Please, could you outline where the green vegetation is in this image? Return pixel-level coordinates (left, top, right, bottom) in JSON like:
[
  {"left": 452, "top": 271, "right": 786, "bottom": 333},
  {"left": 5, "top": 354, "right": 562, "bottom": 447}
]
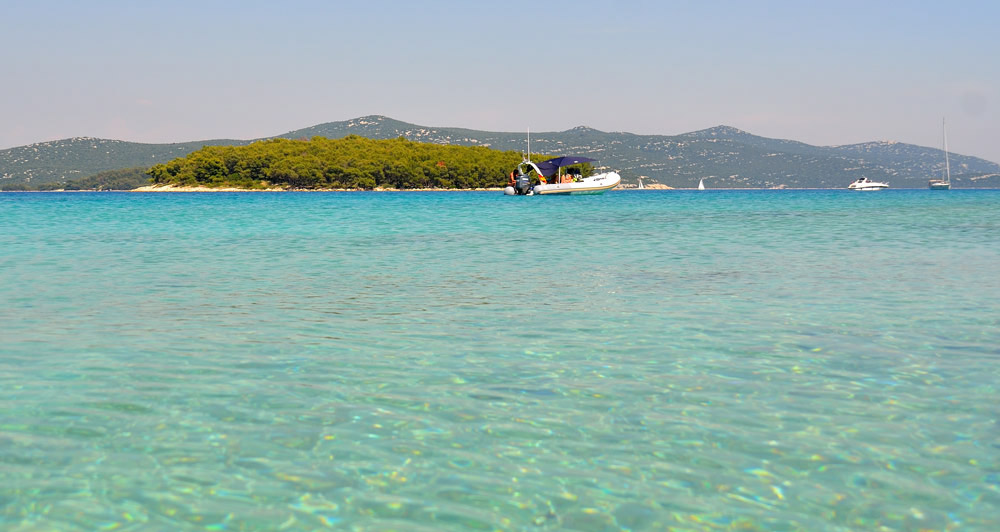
[
  {"left": 148, "top": 135, "right": 546, "bottom": 189},
  {"left": 0, "top": 182, "right": 33, "bottom": 191},
  {"left": 39, "top": 167, "right": 152, "bottom": 190},
  {"left": 5, "top": 116, "right": 999, "bottom": 189},
  {"left": 0, "top": 167, "right": 152, "bottom": 191},
  {"left": 0, "top": 137, "right": 246, "bottom": 188}
]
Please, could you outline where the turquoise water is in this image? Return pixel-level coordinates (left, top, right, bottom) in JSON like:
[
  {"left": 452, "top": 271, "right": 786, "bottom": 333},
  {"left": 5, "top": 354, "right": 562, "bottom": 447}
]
[{"left": 1, "top": 190, "right": 999, "bottom": 531}]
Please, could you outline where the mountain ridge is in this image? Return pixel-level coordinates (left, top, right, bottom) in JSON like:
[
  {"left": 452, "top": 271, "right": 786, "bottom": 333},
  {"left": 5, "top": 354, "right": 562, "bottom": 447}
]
[{"left": 3, "top": 115, "right": 999, "bottom": 189}]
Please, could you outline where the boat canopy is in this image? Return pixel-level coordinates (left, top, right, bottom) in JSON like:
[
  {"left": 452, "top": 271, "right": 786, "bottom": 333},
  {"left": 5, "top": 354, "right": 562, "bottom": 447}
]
[{"left": 535, "top": 156, "right": 596, "bottom": 177}]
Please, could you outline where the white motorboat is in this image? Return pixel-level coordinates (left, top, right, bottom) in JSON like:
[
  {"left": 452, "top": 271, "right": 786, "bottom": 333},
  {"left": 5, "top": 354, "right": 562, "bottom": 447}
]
[
  {"left": 504, "top": 155, "right": 620, "bottom": 196},
  {"left": 929, "top": 118, "right": 951, "bottom": 190},
  {"left": 847, "top": 177, "right": 889, "bottom": 191}
]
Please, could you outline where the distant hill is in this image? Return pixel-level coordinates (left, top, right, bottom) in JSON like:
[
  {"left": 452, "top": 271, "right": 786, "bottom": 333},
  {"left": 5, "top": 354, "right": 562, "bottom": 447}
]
[
  {"left": 0, "top": 138, "right": 248, "bottom": 188},
  {"left": 3, "top": 115, "right": 999, "bottom": 189}
]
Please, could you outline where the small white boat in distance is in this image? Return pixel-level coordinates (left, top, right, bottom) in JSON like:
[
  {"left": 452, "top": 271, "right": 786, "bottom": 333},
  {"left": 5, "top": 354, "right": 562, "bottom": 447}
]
[
  {"left": 504, "top": 155, "right": 620, "bottom": 196},
  {"left": 697, "top": 179, "right": 705, "bottom": 190},
  {"left": 848, "top": 177, "right": 889, "bottom": 191}
]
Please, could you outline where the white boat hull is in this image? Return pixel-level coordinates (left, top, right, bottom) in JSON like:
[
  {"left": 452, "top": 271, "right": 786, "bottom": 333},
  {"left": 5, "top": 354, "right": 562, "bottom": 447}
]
[
  {"left": 848, "top": 178, "right": 889, "bottom": 191},
  {"left": 533, "top": 172, "right": 621, "bottom": 195}
]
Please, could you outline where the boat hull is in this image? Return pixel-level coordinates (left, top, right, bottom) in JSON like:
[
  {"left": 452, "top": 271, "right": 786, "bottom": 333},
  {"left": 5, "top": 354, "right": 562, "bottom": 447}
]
[
  {"left": 928, "top": 180, "right": 950, "bottom": 190},
  {"left": 847, "top": 177, "right": 889, "bottom": 191},
  {"left": 533, "top": 172, "right": 621, "bottom": 195}
]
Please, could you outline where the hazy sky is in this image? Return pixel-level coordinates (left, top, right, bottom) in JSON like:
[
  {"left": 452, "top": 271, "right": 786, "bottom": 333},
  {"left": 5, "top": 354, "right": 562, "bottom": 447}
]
[{"left": 3, "top": 0, "right": 998, "bottom": 162}]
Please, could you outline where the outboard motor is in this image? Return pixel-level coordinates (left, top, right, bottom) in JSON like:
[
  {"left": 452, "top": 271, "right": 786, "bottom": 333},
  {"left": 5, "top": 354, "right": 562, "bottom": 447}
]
[{"left": 515, "top": 174, "right": 533, "bottom": 195}]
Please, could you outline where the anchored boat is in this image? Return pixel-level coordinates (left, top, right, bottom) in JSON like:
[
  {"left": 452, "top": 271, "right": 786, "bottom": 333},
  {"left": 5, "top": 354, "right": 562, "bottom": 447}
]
[
  {"left": 847, "top": 177, "right": 889, "bottom": 191},
  {"left": 504, "top": 156, "right": 621, "bottom": 196},
  {"left": 929, "top": 118, "right": 951, "bottom": 190}
]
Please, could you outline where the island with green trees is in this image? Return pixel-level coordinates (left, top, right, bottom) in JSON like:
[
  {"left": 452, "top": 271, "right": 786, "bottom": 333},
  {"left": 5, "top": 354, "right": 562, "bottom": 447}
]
[
  {"left": 144, "top": 135, "right": 564, "bottom": 191},
  {"left": 5, "top": 116, "right": 1000, "bottom": 190}
]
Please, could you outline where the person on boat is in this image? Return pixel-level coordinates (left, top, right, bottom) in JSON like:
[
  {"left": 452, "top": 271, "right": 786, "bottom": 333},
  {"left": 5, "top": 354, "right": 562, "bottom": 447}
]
[{"left": 508, "top": 170, "right": 516, "bottom": 187}]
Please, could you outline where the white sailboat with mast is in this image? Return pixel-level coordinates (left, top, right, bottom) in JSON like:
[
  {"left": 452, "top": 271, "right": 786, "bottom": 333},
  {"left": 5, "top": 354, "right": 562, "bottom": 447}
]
[{"left": 929, "top": 118, "right": 951, "bottom": 190}]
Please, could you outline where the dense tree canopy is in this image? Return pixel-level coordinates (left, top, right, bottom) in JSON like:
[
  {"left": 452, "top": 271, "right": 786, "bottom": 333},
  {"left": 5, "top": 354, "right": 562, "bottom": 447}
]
[{"left": 147, "top": 136, "right": 572, "bottom": 190}]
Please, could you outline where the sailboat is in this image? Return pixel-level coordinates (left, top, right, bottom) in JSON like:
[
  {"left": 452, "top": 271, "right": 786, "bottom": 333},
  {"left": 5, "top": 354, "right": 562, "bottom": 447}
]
[
  {"left": 697, "top": 179, "right": 705, "bottom": 190},
  {"left": 929, "top": 118, "right": 951, "bottom": 190},
  {"left": 637, "top": 177, "right": 644, "bottom": 189}
]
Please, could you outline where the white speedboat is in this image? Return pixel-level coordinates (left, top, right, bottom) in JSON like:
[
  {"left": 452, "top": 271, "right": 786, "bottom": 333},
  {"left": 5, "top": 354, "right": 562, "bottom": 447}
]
[
  {"left": 504, "top": 155, "right": 620, "bottom": 196},
  {"left": 847, "top": 177, "right": 889, "bottom": 191}
]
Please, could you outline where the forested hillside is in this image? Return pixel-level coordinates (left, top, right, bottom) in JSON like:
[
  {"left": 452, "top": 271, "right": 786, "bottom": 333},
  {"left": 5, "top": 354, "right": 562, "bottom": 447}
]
[
  {"left": 4, "top": 115, "right": 1000, "bottom": 189},
  {"left": 0, "top": 137, "right": 245, "bottom": 188}
]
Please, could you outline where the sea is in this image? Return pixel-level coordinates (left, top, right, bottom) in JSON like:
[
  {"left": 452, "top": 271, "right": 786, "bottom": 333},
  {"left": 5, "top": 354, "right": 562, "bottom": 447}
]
[{"left": 1, "top": 189, "right": 998, "bottom": 531}]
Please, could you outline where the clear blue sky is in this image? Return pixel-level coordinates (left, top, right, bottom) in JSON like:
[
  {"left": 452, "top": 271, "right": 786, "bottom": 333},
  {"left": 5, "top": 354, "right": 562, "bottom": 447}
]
[{"left": 3, "top": 0, "right": 998, "bottom": 163}]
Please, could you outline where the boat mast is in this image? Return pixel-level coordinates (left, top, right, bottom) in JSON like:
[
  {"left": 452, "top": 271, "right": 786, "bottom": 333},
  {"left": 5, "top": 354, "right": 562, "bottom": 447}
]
[{"left": 943, "top": 117, "right": 951, "bottom": 184}]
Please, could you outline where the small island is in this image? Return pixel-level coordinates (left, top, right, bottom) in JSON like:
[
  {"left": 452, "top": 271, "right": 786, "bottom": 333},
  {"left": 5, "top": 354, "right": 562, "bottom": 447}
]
[{"left": 145, "top": 135, "right": 566, "bottom": 191}]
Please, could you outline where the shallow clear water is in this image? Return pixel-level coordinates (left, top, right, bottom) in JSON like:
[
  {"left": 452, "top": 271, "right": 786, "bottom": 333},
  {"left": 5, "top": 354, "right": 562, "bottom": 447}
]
[{"left": 1, "top": 190, "right": 999, "bottom": 531}]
